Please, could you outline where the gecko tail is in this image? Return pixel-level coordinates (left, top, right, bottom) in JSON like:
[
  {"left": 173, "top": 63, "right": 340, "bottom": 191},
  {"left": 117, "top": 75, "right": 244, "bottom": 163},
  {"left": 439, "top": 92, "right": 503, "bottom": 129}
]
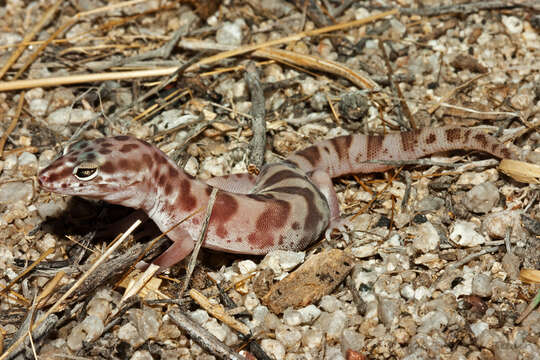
[{"left": 287, "top": 127, "right": 516, "bottom": 178}]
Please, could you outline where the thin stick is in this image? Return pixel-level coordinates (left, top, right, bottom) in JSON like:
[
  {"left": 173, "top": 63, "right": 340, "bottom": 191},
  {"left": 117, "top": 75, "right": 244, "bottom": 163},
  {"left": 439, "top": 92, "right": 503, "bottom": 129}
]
[
  {"left": 168, "top": 310, "right": 247, "bottom": 360},
  {"left": 181, "top": 188, "right": 219, "bottom": 295},
  {"left": 0, "top": 91, "right": 25, "bottom": 159},
  {"left": 427, "top": 74, "right": 486, "bottom": 114},
  {"left": 0, "top": 220, "right": 141, "bottom": 360}
]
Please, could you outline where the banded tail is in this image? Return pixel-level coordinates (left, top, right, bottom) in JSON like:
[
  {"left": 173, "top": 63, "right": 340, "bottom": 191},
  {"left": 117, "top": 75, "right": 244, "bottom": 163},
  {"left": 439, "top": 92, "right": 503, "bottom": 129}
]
[{"left": 287, "top": 127, "right": 515, "bottom": 177}]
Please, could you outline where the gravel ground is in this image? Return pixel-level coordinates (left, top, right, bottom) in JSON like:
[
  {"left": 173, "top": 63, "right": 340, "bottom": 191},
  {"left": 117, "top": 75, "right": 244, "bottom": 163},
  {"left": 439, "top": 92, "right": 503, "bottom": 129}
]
[{"left": 0, "top": 0, "right": 539, "bottom": 359}]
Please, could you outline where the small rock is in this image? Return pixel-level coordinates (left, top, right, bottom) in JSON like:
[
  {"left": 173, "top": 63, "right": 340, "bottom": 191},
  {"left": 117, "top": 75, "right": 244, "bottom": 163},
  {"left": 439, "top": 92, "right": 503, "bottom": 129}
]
[
  {"left": 275, "top": 325, "right": 302, "bottom": 350},
  {"left": 302, "top": 327, "right": 323, "bottom": 349},
  {"left": 216, "top": 20, "right": 244, "bottom": 46},
  {"left": 319, "top": 295, "right": 341, "bottom": 313},
  {"left": 471, "top": 273, "right": 492, "bottom": 297},
  {"left": 204, "top": 318, "right": 230, "bottom": 342},
  {"left": 418, "top": 311, "right": 448, "bottom": 334},
  {"left": 29, "top": 98, "right": 49, "bottom": 116},
  {"left": 315, "top": 310, "right": 347, "bottom": 341},
  {"left": 18, "top": 152, "right": 38, "bottom": 176},
  {"left": 189, "top": 309, "right": 209, "bottom": 325},
  {"left": 244, "top": 291, "right": 260, "bottom": 311},
  {"left": 282, "top": 308, "right": 303, "bottom": 326},
  {"left": 464, "top": 182, "right": 499, "bottom": 214},
  {"left": 341, "top": 328, "right": 364, "bottom": 353},
  {"left": 0, "top": 182, "right": 33, "bottom": 205},
  {"left": 260, "top": 339, "right": 285, "bottom": 360},
  {"left": 67, "top": 315, "right": 104, "bottom": 351},
  {"left": 130, "top": 350, "right": 153, "bottom": 360},
  {"left": 502, "top": 16, "right": 523, "bottom": 34},
  {"left": 449, "top": 221, "right": 486, "bottom": 247},
  {"left": 117, "top": 322, "right": 144, "bottom": 347},
  {"left": 377, "top": 297, "right": 400, "bottom": 329},
  {"left": 261, "top": 250, "right": 305, "bottom": 274},
  {"left": 47, "top": 108, "right": 95, "bottom": 126},
  {"left": 310, "top": 92, "right": 327, "bottom": 111},
  {"left": 297, "top": 304, "right": 321, "bottom": 324},
  {"left": 476, "top": 329, "right": 507, "bottom": 350},
  {"left": 351, "top": 243, "right": 378, "bottom": 258},
  {"left": 411, "top": 222, "right": 440, "bottom": 253},
  {"left": 237, "top": 259, "right": 257, "bottom": 275},
  {"left": 470, "top": 321, "right": 489, "bottom": 337},
  {"left": 416, "top": 196, "right": 444, "bottom": 213},
  {"left": 414, "top": 286, "right": 432, "bottom": 302}
]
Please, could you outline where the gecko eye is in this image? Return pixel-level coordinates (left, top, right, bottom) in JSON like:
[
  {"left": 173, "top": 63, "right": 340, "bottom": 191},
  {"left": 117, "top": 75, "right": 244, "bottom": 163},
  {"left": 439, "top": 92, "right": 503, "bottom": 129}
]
[{"left": 73, "top": 163, "right": 98, "bottom": 181}]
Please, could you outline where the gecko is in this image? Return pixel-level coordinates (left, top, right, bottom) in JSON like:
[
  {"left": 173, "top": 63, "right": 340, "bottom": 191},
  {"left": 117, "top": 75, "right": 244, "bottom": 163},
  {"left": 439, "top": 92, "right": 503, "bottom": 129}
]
[{"left": 38, "top": 127, "right": 514, "bottom": 267}]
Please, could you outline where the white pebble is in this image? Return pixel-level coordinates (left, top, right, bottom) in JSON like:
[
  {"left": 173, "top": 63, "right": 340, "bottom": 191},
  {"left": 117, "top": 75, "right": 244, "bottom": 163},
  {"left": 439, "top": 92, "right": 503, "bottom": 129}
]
[
  {"left": 297, "top": 304, "right": 321, "bottom": 324},
  {"left": 412, "top": 222, "right": 440, "bottom": 253},
  {"left": 483, "top": 210, "right": 521, "bottom": 239},
  {"left": 400, "top": 283, "right": 415, "bottom": 300},
  {"left": 216, "top": 21, "right": 244, "bottom": 46},
  {"left": 204, "top": 318, "right": 229, "bottom": 342},
  {"left": 130, "top": 350, "right": 153, "bottom": 360},
  {"left": 470, "top": 321, "right": 489, "bottom": 337},
  {"left": 418, "top": 311, "right": 448, "bottom": 334},
  {"left": 261, "top": 339, "right": 285, "bottom": 360},
  {"left": 502, "top": 16, "right": 523, "bottom": 34},
  {"left": 464, "top": 182, "right": 499, "bottom": 214},
  {"left": 251, "top": 305, "right": 269, "bottom": 327},
  {"left": 315, "top": 310, "right": 347, "bottom": 341},
  {"left": 244, "top": 291, "right": 260, "bottom": 311},
  {"left": 302, "top": 328, "right": 323, "bottom": 349},
  {"left": 414, "top": 286, "right": 432, "bottom": 301},
  {"left": 283, "top": 308, "right": 303, "bottom": 326},
  {"left": 18, "top": 152, "right": 38, "bottom": 176},
  {"left": 261, "top": 250, "right": 305, "bottom": 274},
  {"left": 29, "top": 98, "right": 49, "bottom": 116},
  {"left": 237, "top": 259, "right": 257, "bottom": 275},
  {"left": 472, "top": 273, "right": 492, "bottom": 297},
  {"left": 0, "top": 182, "right": 33, "bottom": 205},
  {"left": 137, "top": 308, "right": 161, "bottom": 341},
  {"left": 319, "top": 295, "right": 341, "bottom": 313},
  {"left": 67, "top": 315, "right": 104, "bottom": 351},
  {"left": 3, "top": 153, "right": 18, "bottom": 175},
  {"left": 449, "top": 221, "right": 486, "bottom": 247},
  {"left": 87, "top": 298, "right": 112, "bottom": 322},
  {"left": 341, "top": 328, "right": 364, "bottom": 352},
  {"left": 117, "top": 322, "right": 144, "bottom": 347},
  {"left": 351, "top": 243, "right": 378, "bottom": 258},
  {"left": 189, "top": 309, "right": 209, "bottom": 325},
  {"left": 47, "top": 108, "right": 95, "bottom": 126},
  {"left": 275, "top": 325, "right": 302, "bottom": 350}
]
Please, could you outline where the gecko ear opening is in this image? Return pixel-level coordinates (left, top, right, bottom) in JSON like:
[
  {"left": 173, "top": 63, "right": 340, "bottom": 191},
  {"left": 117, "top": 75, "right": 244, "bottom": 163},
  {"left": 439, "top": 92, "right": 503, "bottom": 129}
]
[{"left": 73, "top": 162, "right": 98, "bottom": 181}]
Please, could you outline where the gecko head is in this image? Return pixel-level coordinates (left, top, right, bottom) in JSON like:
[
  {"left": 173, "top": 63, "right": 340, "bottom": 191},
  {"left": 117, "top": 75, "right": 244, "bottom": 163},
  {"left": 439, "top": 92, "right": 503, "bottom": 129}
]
[{"left": 38, "top": 135, "right": 160, "bottom": 205}]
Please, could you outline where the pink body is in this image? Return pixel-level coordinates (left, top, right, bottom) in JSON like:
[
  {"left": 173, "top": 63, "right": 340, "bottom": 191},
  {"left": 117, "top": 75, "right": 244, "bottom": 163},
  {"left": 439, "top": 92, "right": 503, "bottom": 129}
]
[{"left": 38, "top": 127, "right": 514, "bottom": 267}]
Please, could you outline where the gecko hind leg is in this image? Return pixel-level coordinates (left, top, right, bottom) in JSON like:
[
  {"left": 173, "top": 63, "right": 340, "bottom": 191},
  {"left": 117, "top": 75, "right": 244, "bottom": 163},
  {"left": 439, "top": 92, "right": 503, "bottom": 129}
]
[{"left": 307, "top": 170, "right": 351, "bottom": 242}]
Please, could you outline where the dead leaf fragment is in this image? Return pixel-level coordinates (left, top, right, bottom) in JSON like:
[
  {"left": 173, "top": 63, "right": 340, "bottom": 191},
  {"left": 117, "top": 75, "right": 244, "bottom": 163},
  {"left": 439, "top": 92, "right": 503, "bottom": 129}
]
[
  {"left": 520, "top": 269, "right": 540, "bottom": 284},
  {"left": 499, "top": 159, "right": 540, "bottom": 184},
  {"left": 262, "top": 249, "right": 355, "bottom": 314}
]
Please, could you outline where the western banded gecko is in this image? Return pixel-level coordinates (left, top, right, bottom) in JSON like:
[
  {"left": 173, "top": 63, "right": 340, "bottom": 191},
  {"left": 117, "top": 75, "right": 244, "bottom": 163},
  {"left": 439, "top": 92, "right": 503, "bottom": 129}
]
[{"left": 38, "top": 127, "right": 514, "bottom": 267}]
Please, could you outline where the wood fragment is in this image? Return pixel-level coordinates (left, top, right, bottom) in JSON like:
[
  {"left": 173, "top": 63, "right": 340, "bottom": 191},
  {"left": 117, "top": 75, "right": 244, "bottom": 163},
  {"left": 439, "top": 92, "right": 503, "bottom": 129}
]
[
  {"left": 182, "top": 188, "right": 219, "bottom": 295},
  {"left": 168, "top": 310, "right": 247, "bottom": 360},
  {"left": 262, "top": 249, "right": 355, "bottom": 313},
  {"left": 499, "top": 159, "right": 540, "bottom": 184},
  {"left": 0, "top": 91, "right": 25, "bottom": 159},
  {"left": 189, "top": 289, "right": 251, "bottom": 336},
  {"left": 244, "top": 62, "right": 266, "bottom": 168}
]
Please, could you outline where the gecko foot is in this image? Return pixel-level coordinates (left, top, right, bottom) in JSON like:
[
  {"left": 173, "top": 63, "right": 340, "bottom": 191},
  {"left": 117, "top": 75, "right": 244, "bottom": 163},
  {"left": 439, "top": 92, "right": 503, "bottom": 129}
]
[{"left": 324, "top": 216, "right": 353, "bottom": 243}]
